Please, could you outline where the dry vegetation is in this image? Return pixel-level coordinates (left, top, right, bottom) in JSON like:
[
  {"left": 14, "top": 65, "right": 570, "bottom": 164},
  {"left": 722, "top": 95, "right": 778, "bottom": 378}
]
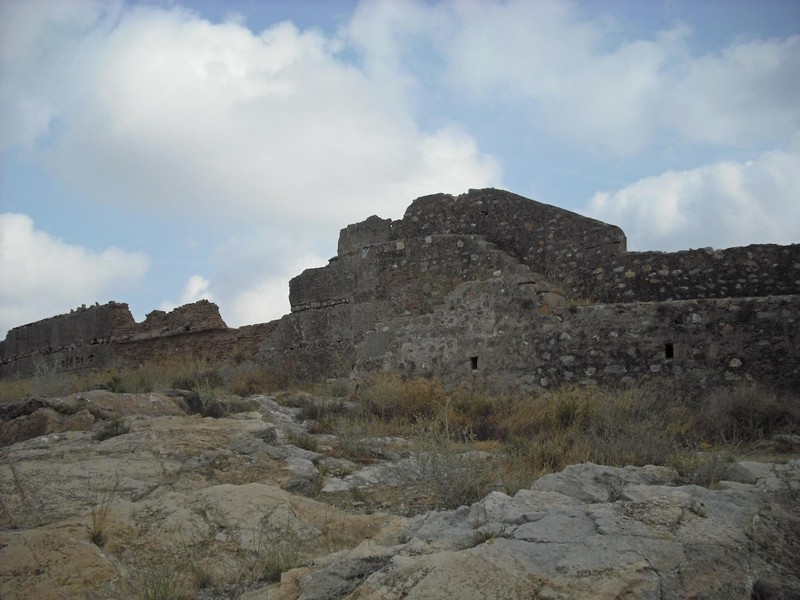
[
  {"left": 2, "top": 359, "right": 798, "bottom": 498},
  {"left": 1, "top": 359, "right": 798, "bottom": 598}
]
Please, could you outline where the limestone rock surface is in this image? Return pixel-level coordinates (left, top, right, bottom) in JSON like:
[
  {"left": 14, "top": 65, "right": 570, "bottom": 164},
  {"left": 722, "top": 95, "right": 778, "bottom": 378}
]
[
  {"left": 282, "top": 461, "right": 800, "bottom": 600},
  {"left": 1, "top": 391, "right": 798, "bottom": 599}
]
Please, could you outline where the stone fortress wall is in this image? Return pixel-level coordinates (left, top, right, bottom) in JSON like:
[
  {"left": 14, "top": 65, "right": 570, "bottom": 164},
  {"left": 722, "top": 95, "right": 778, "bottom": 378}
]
[
  {"left": 2, "top": 188, "right": 798, "bottom": 392},
  {"left": 261, "top": 188, "right": 800, "bottom": 391},
  {"left": 0, "top": 300, "right": 274, "bottom": 378}
]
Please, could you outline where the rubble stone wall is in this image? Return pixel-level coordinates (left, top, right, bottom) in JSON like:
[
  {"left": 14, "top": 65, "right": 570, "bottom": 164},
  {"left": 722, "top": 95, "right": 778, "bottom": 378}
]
[
  {"left": 391, "top": 189, "right": 627, "bottom": 275},
  {"left": 563, "top": 244, "right": 800, "bottom": 303},
  {"left": 0, "top": 301, "right": 274, "bottom": 378},
  {"left": 354, "top": 271, "right": 800, "bottom": 392},
  {"left": 267, "top": 188, "right": 799, "bottom": 391},
  {"left": 3, "top": 188, "right": 798, "bottom": 393}
]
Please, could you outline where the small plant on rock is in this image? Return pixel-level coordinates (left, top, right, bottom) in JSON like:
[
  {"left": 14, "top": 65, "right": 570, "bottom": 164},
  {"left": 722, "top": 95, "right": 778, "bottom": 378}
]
[
  {"left": 125, "top": 561, "right": 193, "bottom": 600},
  {"left": 88, "top": 475, "right": 119, "bottom": 547},
  {"left": 92, "top": 413, "right": 130, "bottom": 441},
  {"left": 415, "top": 423, "right": 491, "bottom": 509},
  {"left": 286, "top": 429, "right": 319, "bottom": 452}
]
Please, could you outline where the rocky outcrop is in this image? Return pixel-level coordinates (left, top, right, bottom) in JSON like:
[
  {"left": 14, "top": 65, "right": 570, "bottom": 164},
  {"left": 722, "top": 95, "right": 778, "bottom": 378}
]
[
  {"left": 0, "top": 390, "right": 189, "bottom": 446},
  {"left": 2, "top": 389, "right": 798, "bottom": 599},
  {"left": 286, "top": 461, "right": 800, "bottom": 599}
]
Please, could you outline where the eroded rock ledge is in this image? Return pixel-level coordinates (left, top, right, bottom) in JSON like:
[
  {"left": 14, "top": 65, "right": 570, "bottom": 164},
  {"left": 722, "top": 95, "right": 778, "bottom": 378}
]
[
  {"left": 1, "top": 391, "right": 798, "bottom": 599},
  {"left": 280, "top": 460, "right": 800, "bottom": 600}
]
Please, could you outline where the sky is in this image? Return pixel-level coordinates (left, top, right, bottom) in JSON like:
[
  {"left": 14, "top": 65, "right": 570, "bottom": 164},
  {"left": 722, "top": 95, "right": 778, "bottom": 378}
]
[{"left": 1, "top": 0, "right": 799, "bottom": 338}]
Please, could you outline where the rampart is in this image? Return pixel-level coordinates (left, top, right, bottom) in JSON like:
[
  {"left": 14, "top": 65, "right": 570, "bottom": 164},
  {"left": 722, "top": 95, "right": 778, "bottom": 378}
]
[
  {"left": 0, "top": 300, "right": 275, "bottom": 378},
  {"left": 2, "top": 188, "right": 798, "bottom": 392},
  {"left": 260, "top": 188, "right": 800, "bottom": 391}
]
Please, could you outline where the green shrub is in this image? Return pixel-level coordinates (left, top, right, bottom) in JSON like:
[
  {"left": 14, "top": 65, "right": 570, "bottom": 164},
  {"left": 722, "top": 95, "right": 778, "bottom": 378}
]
[{"left": 93, "top": 414, "right": 130, "bottom": 441}]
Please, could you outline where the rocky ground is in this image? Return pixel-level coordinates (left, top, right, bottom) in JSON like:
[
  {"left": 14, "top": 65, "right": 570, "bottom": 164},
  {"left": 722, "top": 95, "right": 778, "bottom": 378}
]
[{"left": 1, "top": 390, "right": 799, "bottom": 599}]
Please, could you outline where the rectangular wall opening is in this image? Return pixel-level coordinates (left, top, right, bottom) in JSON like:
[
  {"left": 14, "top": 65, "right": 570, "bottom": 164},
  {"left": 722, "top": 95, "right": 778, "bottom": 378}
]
[
  {"left": 664, "top": 342, "right": 674, "bottom": 360},
  {"left": 470, "top": 356, "right": 479, "bottom": 370}
]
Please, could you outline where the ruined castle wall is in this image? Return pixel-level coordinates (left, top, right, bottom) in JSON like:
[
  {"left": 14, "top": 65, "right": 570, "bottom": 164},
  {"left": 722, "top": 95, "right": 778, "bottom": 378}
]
[
  {"left": 0, "top": 303, "right": 136, "bottom": 377},
  {"left": 0, "top": 300, "right": 276, "bottom": 378},
  {"left": 113, "top": 316, "right": 279, "bottom": 368},
  {"left": 1, "top": 302, "right": 135, "bottom": 358},
  {"left": 562, "top": 244, "right": 800, "bottom": 303},
  {"left": 275, "top": 189, "right": 800, "bottom": 390},
  {"left": 260, "top": 302, "right": 387, "bottom": 379},
  {"left": 392, "top": 189, "right": 627, "bottom": 276},
  {"left": 356, "top": 274, "right": 800, "bottom": 393},
  {"left": 337, "top": 215, "right": 393, "bottom": 256},
  {"left": 124, "top": 300, "right": 229, "bottom": 339},
  {"left": 266, "top": 232, "right": 538, "bottom": 378},
  {"left": 290, "top": 233, "right": 532, "bottom": 316}
]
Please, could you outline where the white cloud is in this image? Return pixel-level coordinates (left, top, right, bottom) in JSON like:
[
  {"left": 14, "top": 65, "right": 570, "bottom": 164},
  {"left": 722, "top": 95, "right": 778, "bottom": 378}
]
[
  {"left": 585, "top": 147, "right": 800, "bottom": 251},
  {"left": 667, "top": 36, "right": 800, "bottom": 145},
  {"left": 0, "top": 213, "right": 149, "bottom": 336},
  {"left": 1, "top": 2, "right": 500, "bottom": 227},
  {"left": 431, "top": 0, "right": 800, "bottom": 154},
  {"left": 216, "top": 247, "right": 328, "bottom": 328},
  {"left": 2, "top": 0, "right": 798, "bottom": 336},
  {"left": 227, "top": 277, "right": 292, "bottom": 328},
  {"left": 0, "top": 0, "right": 501, "bottom": 332},
  {"left": 160, "top": 239, "right": 326, "bottom": 328}
]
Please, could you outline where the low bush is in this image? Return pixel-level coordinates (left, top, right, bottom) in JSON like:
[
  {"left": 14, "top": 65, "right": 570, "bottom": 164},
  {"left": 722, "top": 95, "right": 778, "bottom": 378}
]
[
  {"left": 414, "top": 424, "right": 492, "bottom": 509},
  {"left": 87, "top": 476, "right": 119, "bottom": 547},
  {"left": 222, "top": 361, "right": 278, "bottom": 396},
  {"left": 92, "top": 414, "right": 130, "bottom": 441},
  {"left": 356, "top": 373, "right": 443, "bottom": 423},
  {"left": 669, "top": 451, "right": 735, "bottom": 488},
  {"left": 692, "top": 384, "right": 799, "bottom": 443},
  {"left": 125, "top": 561, "right": 193, "bottom": 600},
  {"left": 286, "top": 429, "right": 319, "bottom": 452}
]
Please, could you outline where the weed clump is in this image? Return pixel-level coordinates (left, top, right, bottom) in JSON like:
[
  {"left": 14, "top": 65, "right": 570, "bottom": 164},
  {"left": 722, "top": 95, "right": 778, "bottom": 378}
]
[
  {"left": 87, "top": 476, "right": 119, "bottom": 547},
  {"left": 92, "top": 414, "right": 130, "bottom": 441},
  {"left": 415, "top": 424, "right": 491, "bottom": 509}
]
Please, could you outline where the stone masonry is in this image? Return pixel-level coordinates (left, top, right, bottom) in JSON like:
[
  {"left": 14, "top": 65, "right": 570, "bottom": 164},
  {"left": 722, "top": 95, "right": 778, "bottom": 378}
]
[
  {"left": 2, "top": 188, "right": 798, "bottom": 391},
  {"left": 259, "top": 188, "right": 800, "bottom": 391},
  {"left": 0, "top": 300, "right": 275, "bottom": 378}
]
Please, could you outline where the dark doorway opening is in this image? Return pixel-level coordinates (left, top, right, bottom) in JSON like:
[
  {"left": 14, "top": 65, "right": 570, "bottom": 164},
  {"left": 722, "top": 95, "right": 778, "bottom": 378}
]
[
  {"left": 470, "top": 356, "right": 479, "bottom": 370},
  {"left": 664, "top": 343, "right": 674, "bottom": 360}
]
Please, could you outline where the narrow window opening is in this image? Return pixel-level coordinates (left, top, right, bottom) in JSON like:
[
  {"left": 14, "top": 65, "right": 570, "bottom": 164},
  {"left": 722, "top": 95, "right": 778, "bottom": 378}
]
[
  {"left": 470, "top": 356, "right": 479, "bottom": 370},
  {"left": 664, "top": 343, "right": 674, "bottom": 360}
]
